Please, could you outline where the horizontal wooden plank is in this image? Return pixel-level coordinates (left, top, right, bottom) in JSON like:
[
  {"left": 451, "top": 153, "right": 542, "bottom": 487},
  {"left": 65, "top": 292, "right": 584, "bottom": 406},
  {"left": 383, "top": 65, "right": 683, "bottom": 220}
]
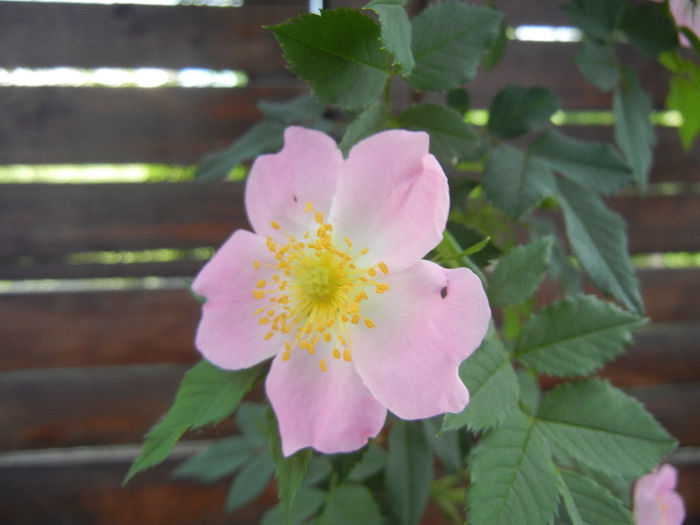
[
  {"left": 0, "top": 364, "right": 246, "bottom": 451},
  {"left": 3, "top": 281, "right": 698, "bottom": 370},
  {"left": 2, "top": 184, "right": 699, "bottom": 267},
  {"left": 0, "top": 2, "right": 305, "bottom": 71},
  {"left": 0, "top": 85, "right": 305, "bottom": 164}
]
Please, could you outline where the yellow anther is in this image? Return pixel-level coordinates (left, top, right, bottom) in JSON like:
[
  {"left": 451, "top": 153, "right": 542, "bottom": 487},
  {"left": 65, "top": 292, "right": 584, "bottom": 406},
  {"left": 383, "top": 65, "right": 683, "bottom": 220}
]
[
  {"left": 253, "top": 289, "right": 265, "bottom": 299},
  {"left": 344, "top": 237, "right": 352, "bottom": 248},
  {"left": 351, "top": 314, "right": 360, "bottom": 324},
  {"left": 376, "top": 283, "right": 390, "bottom": 293},
  {"left": 341, "top": 314, "right": 349, "bottom": 322},
  {"left": 339, "top": 335, "right": 347, "bottom": 346},
  {"left": 264, "top": 331, "right": 274, "bottom": 340},
  {"left": 273, "top": 274, "right": 279, "bottom": 281},
  {"left": 285, "top": 341, "right": 291, "bottom": 351},
  {"left": 282, "top": 351, "right": 290, "bottom": 361},
  {"left": 324, "top": 332, "right": 332, "bottom": 342},
  {"left": 254, "top": 307, "right": 264, "bottom": 315},
  {"left": 253, "top": 260, "right": 260, "bottom": 270},
  {"left": 332, "top": 348, "right": 341, "bottom": 359},
  {"left": 257, "top": 279, "right": 266, "bottom": 288},
  {"left": 259, "top": 318, "right": 270, "bottom": 325},
  {"left": 320, "top": 359, "right": 327, "bottom": 372},
  {"left": 365, "top": 318, "right": 375, "bottom": 328},
  {"left": 368, "top": 268, "right": 377, "bottom": 277},
  {"left": 315, "top": 211, "right": 324, "bottom": 224},
  {"left": 360, "top": 247, "right": 369, "bottom": 255},
  {"left": 343, "top": 349, "right": 352, "bottom": 362},
  {"left": 270, "top": 221, "right": 280, "bottom": 230},
  {"left": 305, "top": 201, "right": 313, "bottom": 212},
  {"left": 378, "top": 262, "right": 388, "bottom": 274}
]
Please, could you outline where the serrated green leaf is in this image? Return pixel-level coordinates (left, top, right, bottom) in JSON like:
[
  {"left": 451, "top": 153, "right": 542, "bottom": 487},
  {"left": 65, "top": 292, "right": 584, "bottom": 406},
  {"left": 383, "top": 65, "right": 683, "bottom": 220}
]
[
  {"left": 407, "top": 2, "right": 502, "bottom": 91},
  {"left": 319, "top": 484, "right": 383, "bottom": 525},
  {"left": 174, "top": 436, "right": 257, "bottom": 482},
  {"left": 489, "top": 236, "right": 553, "bottom": 307},
  {"left": 620, "top": 2, "right": 678, "bottom": 58},
  {"left": 487, "top": 85, "right": 559, "bottom": 139},
  {"left": 467, "top": 411, "right": 559, "bottom": 525},
  {"left": 339, "top": 99, "right": 388, "bottom": 154},
  {"left": 562, "top": 0, "right": 624, "bottom": 41},
  {"left": 125, "top": 362, "right": 262, "bottom": 483},
  {"left": 555, "top": 177, "right": 643, "bottom": 313},
  {"left": 258, "top": 94, "right": 325, "bottom": 124},
  {"left": 225, "top": 452, "right": 275, "bottom": 512},
  {"left": 558, "top": 469, "right": 634, "bottom": 525},
  {"left": 261, "top": 487, "right": 327, "bottom": 525},
  {"left": 235, "top": 401, "right": 268, "bottom": 444},
  {"left": 531, "top": 130, "right": 633, "bottom": 194},
  {"left": 347, "top": 442, "right": 388, "bottom": 481},
  {"left": 575, "top": 39, "right": 619, "bottom": 91},
  {"left": 442, "top": 334, "right": 519, "bottom": 432},
  {"left": 514, "top": 294, "right": 644, "bottom": 377},
  {"left": 614, "top": 69, "right": 655, "bottom": 191},
  {"left": 666, "top": 57, "right": 700, "bottom": 151},
  {"left": 396, "top": 103, "right": 484, "bottom": 165},
  {"left": 364, "top": 0, "right": 415, "bottom": 73},
  {"left": 269, "top": 9, "right": 391, "bottom": 109},
  {"left": 385, "top": 419, "right": 433, "bottom": 525},
  {"left": 482, "top": 144, "right": 556, "bottom": 219},
  {"left": 516, "top": 368, "right": 541, "bottom": 416},
  {"left": 266, "top": 408, "right": 313, "bottom": 523},
  {"left": 536, "top": 379, "right": 676, "bottom": 478},
  {"left": 195, "top": 120, "right": 286, "bottom": 181}
]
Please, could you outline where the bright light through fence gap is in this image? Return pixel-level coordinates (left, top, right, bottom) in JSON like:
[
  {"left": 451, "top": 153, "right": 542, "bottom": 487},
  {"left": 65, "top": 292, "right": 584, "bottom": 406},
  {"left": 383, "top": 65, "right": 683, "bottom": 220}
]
[
  {"left": 0, "top": 277, "right": 189, "bottom": 295},
  {"left": 0, "top": 67, "right": 248, "bottom": 89},
  {"left": 512, "top": 25, "right": 582, "bottom": 42}
]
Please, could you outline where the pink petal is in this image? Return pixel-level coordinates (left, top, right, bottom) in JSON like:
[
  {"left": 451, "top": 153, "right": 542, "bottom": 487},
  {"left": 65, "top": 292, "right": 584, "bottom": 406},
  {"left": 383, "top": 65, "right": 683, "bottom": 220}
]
[
  {"left": 634, "top": 465, "right": 686, "bottom": 525},
  {"left": 245, "top": 126, "right": 343, "bottom": 239},
  {"left": 266, "top": 350, "right": 386, "bottom": 456},
  {"left": 192, "top": 230, "right": 280, "bottom": 369},
  {"left": 351, "top": 260, "right": 490, "bottom": 419},
  {"left": 328, "top": 130, "right": 449, "bottom": 272}
]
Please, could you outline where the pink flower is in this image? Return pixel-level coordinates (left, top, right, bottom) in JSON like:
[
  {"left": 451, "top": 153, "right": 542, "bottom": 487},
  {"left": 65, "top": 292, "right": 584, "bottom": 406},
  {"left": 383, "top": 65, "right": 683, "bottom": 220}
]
[
  {"left": 192, "top": 127, "right": 490, "bottom": 456},
  {"left": 668, "top": 0, "right": 700, "bottom": 46},
  {"left": 634, "top": 464, "right": 686, "bottom": 525}
]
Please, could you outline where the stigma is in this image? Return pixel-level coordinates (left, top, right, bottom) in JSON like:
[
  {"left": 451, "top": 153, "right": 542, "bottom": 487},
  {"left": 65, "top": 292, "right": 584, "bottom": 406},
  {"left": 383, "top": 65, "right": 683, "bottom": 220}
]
[{"left": 252, "top": 202, "right": 390, "bottom": 372}]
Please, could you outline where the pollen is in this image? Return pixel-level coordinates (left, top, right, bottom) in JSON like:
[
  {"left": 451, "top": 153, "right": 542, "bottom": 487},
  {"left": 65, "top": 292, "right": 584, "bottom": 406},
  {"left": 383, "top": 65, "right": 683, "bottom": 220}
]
[{"left": 252, "top": 201, "right": 391, "bottom": 372}]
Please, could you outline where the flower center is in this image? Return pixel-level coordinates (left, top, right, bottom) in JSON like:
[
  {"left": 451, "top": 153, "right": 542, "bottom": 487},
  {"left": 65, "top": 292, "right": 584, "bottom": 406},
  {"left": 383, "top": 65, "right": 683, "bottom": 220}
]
[{"left": 252, "top": 202, "right": 390, "bottom": 372}]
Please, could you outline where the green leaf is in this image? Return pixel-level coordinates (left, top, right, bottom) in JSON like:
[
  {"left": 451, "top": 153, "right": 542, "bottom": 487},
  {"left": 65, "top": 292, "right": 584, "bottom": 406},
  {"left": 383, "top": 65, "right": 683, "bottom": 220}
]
[
  {"left": 487, "top": 85, "right": 559, "bottom": 139},
  {"left": 235, "top": 401, "right": 268, "bottom": 444},
  {"left": 422, "top": 417, "right": 463, "bottom": 471},
  {"left": 531, "top": 130, "right": 633, "bottom": 194},
  {"left": 347, "top": 442, "right": 388, "bottom": 481},
  {"left": 339, "top": 99, "right": 388, "bottom": 154},
  {"left": 614, "top": 68, "right": 655, "bottom": 191},
  {"left": 619, "top": 1, "right": 678, "bottom": 58},
  {"left": 555, "top": 177, "right": 642, "bottom": 313},
  {"left": 516, "top": 369, "right": 541, "bottom": 416},
  {"left": 558, "top": 469, "right": 634, "bottom": 525},
  {"left": 258, "top": 94, "right": 325, "bottom": 124},
  {"left": 319, "top": 484, "right": 383, "bottom": 525},
  {"left": 385, "top": 419, "right": 433, "bottom": 525},
  {"left": 364, "top": 0, "right": 415, "bottom": 73},
  {"left": 489, "top": 236, "right": 553, "bottom": 307},
  {"left": 226, "top": 453, "right": 275, "bottom": 511},
  {"left": 446, "top": 87, "right": 470, "bottom": 113},
  {"left": 174, "top": 436, "right": 258, "bottom": 482},
  {"left": 195, "top": 120, "right": 285, "bottom": 181},
  {"left": 396, "top": 103, "right": 485, "bottom": 165},
  {"left": 575, "top": 39, "right": 619, "bottom": 91},
  {"left": 562, "top": 0, "right": 624, "bottom": 41},
  {"left": 269, "top": 9, "right": 391, "bottom": 109},
  {"left": 482, "top": 144, "right": 556, "bottom": 219},
  {"left": 515, "top": 295, "right": 644, "bottom": 377},
  {"left": 407, "top": 2, "right": 502, "bottom": 91},
  {"left": 536, "top": 379, "right": 676, "bottom": 478},
  {"left": 266, "top": 408, "right": 313, "bottom": 522},
  {"left": 261, "top": 487, "right": 327, "bottom": 525},
  {"left": 665, "top": 56, "right": 700, "bottom": 151},
  {"left": 467, "top": 411, "right": 559, "bottom": 525},
  {"left": 442, "top": 334, "right": 519, "bottom": 432},
  {"left": 125, "top": 362, "right": 262, "bottom": 483}
]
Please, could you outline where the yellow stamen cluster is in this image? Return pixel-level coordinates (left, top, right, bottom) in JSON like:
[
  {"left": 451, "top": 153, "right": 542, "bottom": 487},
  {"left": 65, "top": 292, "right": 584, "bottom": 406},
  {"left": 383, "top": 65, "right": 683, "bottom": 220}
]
[{"left": 253, "top": 202, "right": 390, "bottom": 372}]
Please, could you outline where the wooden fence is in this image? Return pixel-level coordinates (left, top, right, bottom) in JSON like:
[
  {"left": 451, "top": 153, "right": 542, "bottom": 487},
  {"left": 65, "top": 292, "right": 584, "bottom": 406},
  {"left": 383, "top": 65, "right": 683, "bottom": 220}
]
[{"left": 1, "top": 0, "right": 699, "bottom": 523}]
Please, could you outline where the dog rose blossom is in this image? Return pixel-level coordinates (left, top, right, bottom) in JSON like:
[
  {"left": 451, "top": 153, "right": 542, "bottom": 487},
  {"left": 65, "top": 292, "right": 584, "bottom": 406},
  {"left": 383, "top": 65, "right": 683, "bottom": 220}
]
[
  {"left": 192, "top": 127, "right": 490, "bottom": 456},
  {"left": 634, "top": 464, "right": 686, "bottom": 525}
]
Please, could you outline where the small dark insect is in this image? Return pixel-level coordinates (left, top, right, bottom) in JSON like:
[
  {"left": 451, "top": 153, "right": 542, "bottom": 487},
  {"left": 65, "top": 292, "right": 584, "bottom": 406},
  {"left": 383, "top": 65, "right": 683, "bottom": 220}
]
[
  {"left": 440, "top": 286, "right": 448, "bottom": 299},
  {"left": 293, "top": 194, "right": 298, "bottom": 202}
]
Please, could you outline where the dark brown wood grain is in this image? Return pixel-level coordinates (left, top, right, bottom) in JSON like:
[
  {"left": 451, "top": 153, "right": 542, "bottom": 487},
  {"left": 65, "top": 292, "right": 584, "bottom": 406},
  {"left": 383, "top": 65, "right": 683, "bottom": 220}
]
[
  {"left": 0, "top": 85, "right": 305, "bottom": 164},
  {"left": 0, "top": 2, "right": 305, "bottom": 71}
]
